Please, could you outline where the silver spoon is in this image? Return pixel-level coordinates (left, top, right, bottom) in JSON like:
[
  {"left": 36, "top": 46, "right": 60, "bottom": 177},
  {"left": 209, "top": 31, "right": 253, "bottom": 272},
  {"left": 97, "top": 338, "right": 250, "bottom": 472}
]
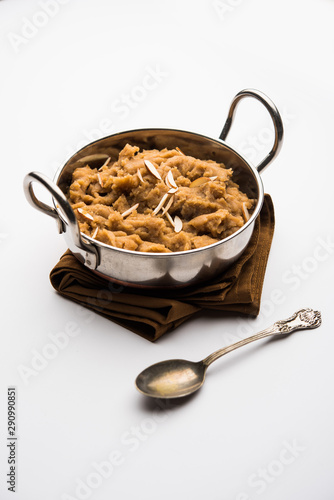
[{"left": 135, "top": 308, "right": 321, "bottom": 399}]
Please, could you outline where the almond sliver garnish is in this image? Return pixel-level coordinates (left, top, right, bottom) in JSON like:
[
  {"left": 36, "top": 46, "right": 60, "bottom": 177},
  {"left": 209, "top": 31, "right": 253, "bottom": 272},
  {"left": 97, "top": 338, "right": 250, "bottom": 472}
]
[
  {"left": 190, "top": 177, "right": 210, "bottom": 188},
  {"left": 165, "top": 170, "right": 177, "bottom": 189},
  {"left": 144, "top": 159, "right": 162, "bottom": 180},
  {"left": 121, "top": 203, "right": 139, "bottom": 218},
  {"left": 176, "top": 147, "right": 185, "bottom": 155},
  {"left": 173, "top": 215, "right": 182, "bottom": 233},
  {"left": 166, "top": 212, "right": 175, "bottom": 227},
  {"left": 98, "top": 157, "right": 111, "bottom": 171},
  {"left": 77, "top": 208, "right": 94, "bottom": 221},
  {"left": 97, "top": 173, "right": 104, "bottom": 187},
  {"left": 137, "top": 168, "right": 144, "bottom": 183},
  {"left": 167, "top": 187, "right": 178, "bottom": 194},
  {"left": 91, "top": 227, "right": 98, "bottom": 239},
  {"left": 153, "top": 193, "right": 168, "bottom": 215},
  {"left": 210, "top": 176, "right": 218, "bottom": 181},
  {"left": 161, "top": 195, "right": 174, "bottom": 215},
  {"left": 242, "top": 202, "right": 250, "bottom": 221}
]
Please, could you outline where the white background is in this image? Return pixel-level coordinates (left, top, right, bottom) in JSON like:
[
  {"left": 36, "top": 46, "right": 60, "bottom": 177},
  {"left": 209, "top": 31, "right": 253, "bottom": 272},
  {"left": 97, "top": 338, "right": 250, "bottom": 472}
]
[{"left": 1, "top": 1, "right": 334, "bottom": 499}]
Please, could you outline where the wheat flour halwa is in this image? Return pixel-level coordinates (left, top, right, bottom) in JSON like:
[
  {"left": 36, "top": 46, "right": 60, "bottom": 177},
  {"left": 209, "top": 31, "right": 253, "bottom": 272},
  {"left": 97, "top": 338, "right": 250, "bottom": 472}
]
[{"left": 67, "top": 144, "right": 254, "bottom": 253}]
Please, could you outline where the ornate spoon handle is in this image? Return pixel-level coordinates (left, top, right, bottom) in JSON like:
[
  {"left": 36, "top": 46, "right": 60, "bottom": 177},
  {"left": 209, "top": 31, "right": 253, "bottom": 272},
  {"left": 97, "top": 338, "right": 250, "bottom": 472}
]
[{"left": 202, "top": 308, "right": 322, "bottom": 368}]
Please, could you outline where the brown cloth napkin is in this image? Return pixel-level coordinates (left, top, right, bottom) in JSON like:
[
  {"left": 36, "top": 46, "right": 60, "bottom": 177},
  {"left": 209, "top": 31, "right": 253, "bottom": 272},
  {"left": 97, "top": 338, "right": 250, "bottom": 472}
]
[{"left": 50, "top": 194, "right": 274, "bottom": 341}]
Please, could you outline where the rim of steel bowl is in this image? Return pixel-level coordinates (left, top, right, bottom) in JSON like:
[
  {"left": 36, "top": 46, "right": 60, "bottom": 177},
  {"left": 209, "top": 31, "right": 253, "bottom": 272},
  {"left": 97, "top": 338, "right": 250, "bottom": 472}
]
[{"left": 61, "top": 128, "right": 265, "bottom": 258}]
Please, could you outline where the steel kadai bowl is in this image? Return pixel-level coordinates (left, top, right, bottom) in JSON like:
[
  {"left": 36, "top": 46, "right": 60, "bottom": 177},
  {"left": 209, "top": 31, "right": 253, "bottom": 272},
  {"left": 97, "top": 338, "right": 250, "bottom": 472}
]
[{"left": 24, "top": 89, "right": 283, "bottom": 288}]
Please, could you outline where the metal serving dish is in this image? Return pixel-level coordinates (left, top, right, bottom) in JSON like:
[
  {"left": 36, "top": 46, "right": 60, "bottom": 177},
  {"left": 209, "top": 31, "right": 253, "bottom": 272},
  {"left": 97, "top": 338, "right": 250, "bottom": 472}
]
[{"left": 24, "top": 89, "right": 283, "bottom": 288}]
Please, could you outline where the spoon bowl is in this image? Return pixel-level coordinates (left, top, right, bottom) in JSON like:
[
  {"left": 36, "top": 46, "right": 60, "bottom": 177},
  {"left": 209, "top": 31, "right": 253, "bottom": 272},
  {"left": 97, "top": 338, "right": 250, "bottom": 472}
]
[
  {"left": 136, "top": 359, "right": 207, "bottom": 399},
  {"left": 135, "top": 308, "right": 322, "bottom": 399}
]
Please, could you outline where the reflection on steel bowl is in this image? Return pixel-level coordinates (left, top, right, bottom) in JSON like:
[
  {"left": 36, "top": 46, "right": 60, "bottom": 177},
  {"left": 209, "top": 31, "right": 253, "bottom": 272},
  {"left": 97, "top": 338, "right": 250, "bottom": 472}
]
[{"left": 24, "top": 89, "right": 283, "bottom": 288}]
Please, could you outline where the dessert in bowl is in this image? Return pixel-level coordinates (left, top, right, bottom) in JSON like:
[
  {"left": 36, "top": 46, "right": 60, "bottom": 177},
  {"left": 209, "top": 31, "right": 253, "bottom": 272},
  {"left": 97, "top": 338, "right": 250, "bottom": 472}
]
[{"left": 24, "top": 89, "right": 283, "bottom": 288}]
